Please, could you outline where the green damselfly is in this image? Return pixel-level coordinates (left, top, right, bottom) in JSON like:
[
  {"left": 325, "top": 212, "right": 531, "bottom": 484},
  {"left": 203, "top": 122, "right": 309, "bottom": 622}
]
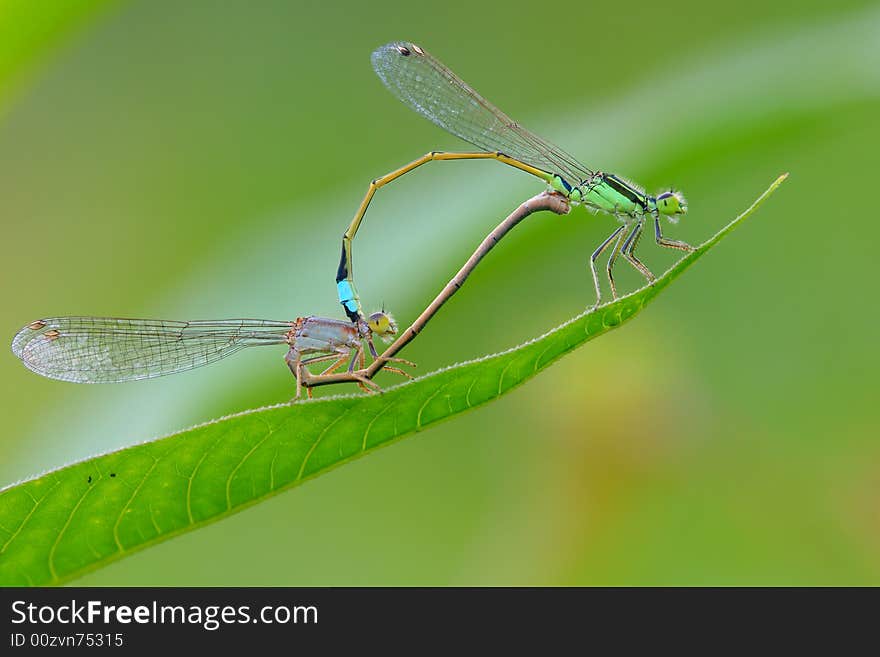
[{"left": 337, "top": 41, "right": 693, "bottom": 324}]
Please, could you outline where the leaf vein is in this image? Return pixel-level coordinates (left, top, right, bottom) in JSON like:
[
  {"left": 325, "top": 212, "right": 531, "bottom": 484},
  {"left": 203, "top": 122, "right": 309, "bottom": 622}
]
[
  {"left": 225, "top": 419, "right": 277, "bottom": 510},
  {"left": 362, "top": 400, "right": 397, "bottom": 452},
  {"left": 297, "top": 411, "right": 349, "bottom": 480},
  {"left": 112, "top": 457, "right": 160, "bottom": 553},
  {"left": 0, "top": 479, "right": 61, "bottom": 555},
  {"left": 47, "top": 481, "right": 98, "bottom": 582}
]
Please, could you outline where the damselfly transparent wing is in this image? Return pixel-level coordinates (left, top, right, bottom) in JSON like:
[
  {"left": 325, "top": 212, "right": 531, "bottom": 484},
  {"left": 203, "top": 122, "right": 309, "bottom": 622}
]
[
  {"left": 11, "top": 317, "right": 293, "bottom": 383},
  {"left": 371, "top": 41, "right": 595, "bottom": 186}
]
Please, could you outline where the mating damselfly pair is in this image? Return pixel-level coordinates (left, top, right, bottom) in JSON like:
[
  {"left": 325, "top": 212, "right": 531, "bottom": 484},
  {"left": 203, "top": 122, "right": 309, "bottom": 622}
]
[{"left": 12, "top": 41, "right": 693, "bottom": 398}]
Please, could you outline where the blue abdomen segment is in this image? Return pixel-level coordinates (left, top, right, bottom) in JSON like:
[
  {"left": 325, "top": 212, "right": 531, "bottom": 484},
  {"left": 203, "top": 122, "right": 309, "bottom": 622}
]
[
  {"left": 337, "top": 280, "right": 361, "bottom": 320},
  {"left": 337, "top": 280, "right": 355, "bottom": 304}
]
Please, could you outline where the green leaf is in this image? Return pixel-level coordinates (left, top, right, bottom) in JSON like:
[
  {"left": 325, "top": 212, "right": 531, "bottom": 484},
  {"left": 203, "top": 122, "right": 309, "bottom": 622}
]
[{"left": 0, "top": 174, "right": 787, "bottom": 585}]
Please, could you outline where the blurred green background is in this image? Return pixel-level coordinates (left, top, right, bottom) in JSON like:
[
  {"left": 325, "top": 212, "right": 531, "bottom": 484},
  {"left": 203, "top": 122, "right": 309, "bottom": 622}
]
[{"left": 1, "top": 0, "right": 878, "bottom": 585}]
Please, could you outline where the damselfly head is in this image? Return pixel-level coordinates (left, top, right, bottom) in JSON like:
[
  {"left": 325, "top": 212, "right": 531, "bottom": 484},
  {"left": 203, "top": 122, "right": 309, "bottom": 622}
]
[
  {"left": 656, "top": 189, "right": 688, "bottom": 222},
  {"left": 367, "top": 311, "right": 398, "bottom": 341}
]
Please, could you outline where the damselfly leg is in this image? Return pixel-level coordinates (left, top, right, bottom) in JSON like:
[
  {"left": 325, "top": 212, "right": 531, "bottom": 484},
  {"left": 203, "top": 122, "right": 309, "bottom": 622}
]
[
  {"left": 286, "top": 313, "right": 413, "bottom": 400},
  {"left": 607, "top": 225, "right": 631, "bottom": 301},
  {"left": 621, "top": 218, "right": 655, "bottom": 283},
  {"left": 654, "top": 214, "right": 696, "bottom": 252},
  {"left": 590, "top": 225, "right": 627, "bottom": 304}
]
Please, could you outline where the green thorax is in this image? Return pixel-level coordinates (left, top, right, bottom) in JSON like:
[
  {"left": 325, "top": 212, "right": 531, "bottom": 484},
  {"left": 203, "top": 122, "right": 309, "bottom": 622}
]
[{"left": 552, "top": 172, "right": 654, "bottom": 218}]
